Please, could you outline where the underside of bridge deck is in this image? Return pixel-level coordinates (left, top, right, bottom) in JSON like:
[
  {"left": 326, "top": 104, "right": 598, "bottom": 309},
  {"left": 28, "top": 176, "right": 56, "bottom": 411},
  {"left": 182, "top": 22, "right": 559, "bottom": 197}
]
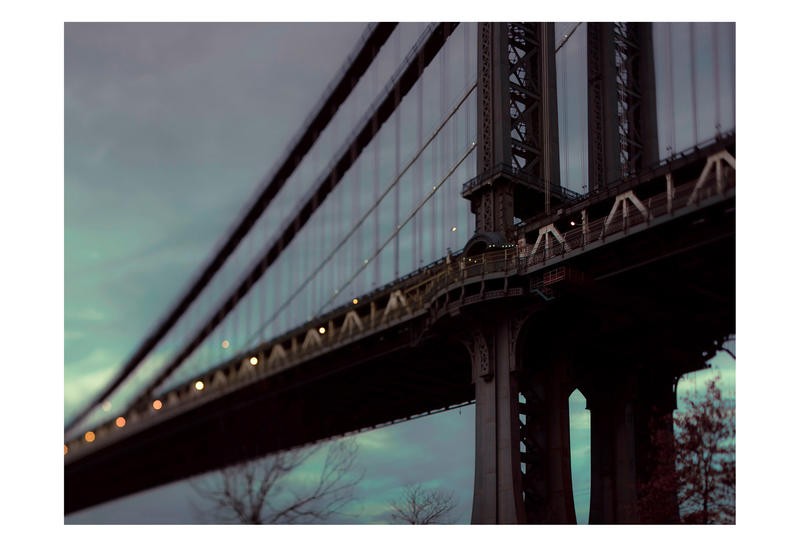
[{"left": 65, "top": 328, "right": 474, "bottom": 514}]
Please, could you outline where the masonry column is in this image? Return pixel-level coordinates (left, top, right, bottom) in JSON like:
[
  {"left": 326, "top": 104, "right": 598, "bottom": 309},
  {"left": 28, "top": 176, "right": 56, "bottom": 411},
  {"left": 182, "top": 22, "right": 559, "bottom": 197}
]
[
  {"left": 582, "top": 367, "right": 640, "bottom": 523},
  {"left": 465, "top": 319, "right": 526, "bottom": 523},
  {"left": 517, "top": 353, "right": 577, "bottom": 523}
]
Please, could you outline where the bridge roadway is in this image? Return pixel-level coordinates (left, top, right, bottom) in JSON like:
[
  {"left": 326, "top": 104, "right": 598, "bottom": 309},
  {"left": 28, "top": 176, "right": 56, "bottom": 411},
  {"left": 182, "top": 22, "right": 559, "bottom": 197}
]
[{"left": 65, "top": 135, "right": 735, "bottom": 516}]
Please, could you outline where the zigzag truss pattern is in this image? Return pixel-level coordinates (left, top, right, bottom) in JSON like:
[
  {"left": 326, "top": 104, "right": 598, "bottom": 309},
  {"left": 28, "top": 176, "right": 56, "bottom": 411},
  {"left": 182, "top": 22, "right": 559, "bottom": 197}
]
[{"left": 66, "top": 141, "right": 735, "bottom": 458}]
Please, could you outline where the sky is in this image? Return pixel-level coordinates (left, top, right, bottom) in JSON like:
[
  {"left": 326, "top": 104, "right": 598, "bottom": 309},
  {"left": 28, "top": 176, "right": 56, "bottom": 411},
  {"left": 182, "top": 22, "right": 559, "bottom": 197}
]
[{"left": 5, "top": 1, "right": 796, "bottom": 541}]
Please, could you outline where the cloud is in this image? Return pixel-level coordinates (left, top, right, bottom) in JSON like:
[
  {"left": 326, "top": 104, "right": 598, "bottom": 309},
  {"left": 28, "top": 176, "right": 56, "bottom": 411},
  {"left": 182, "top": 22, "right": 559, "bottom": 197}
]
[
  {"left": 67, "top": 308, "right": 106, "bottom": 322},
  {"left": 64, "top": 349, "right": 118, "bottom": 416},
  {"left": 64, "top": 330, "right": 85, "bottom": 341}
]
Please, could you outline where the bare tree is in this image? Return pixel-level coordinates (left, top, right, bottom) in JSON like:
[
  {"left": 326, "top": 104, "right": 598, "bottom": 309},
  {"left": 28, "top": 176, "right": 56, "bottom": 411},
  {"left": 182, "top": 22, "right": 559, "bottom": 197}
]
[
  {"left": 389, "top": 483, "right": 459, "bottom": 524},
  {"left": 191, "top": 438, "right": 363, "bottom": 524},
  {"left": 674, "top": 375, "right": 735, "bottom": 524}
]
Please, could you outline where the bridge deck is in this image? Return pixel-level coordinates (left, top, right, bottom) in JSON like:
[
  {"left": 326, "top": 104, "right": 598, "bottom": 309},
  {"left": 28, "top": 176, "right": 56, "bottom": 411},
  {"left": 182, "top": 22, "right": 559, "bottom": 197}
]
[{"left": 65, "top": 134, "right": 735, "bottom": 514}]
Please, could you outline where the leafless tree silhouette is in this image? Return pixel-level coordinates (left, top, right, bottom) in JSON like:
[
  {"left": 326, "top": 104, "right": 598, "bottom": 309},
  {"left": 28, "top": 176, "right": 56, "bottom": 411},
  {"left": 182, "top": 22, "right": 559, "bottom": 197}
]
[
  {"left": 388, "top": 483, "right": 459, "bottom": 524},
  {"left": 191, "top": 438, "right": 363, "bottom": 524}
]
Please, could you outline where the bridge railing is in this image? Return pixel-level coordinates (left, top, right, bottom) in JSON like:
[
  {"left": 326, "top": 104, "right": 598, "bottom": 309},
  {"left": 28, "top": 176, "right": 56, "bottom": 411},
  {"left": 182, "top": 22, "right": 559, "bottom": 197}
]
[
  {"left": 516, "top": 150, "right": 735, "bottom": 268},
  {"left": 462, "top": 162, "right": 582, "bottom": 203},
  {"left": 65, "top": 141, "right": 735, "bottom": 457}
]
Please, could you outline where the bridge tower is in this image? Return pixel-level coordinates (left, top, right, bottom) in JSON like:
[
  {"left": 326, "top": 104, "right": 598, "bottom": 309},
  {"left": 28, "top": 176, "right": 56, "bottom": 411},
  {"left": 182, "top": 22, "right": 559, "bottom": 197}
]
[
  {"left": 463, "top": 22, "right": 561, "bottom": 243},
  {"left": 462, "top": 22, "right": 680, "bottom": 524},
  {"left": 586, "top": 22, "right": 659, "bottom": 189},
  {"left": 462, "top": 22, "right": 576, "bottom": 525}
]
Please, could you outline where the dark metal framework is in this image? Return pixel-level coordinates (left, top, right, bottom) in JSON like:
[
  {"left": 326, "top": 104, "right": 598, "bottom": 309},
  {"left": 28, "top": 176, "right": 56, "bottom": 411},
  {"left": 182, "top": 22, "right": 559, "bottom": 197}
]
[
  {"left": 613, "top": 23, "right": 659, "bottom": 179},
  {"left": 469, "top": 23, "right": 561, "bottom": 237},
  {"left": 478, "top": 23, "right": 560, "bottom": 181},
  {"left": 587, "top": 22, "right": 658, "bottom": 191}
]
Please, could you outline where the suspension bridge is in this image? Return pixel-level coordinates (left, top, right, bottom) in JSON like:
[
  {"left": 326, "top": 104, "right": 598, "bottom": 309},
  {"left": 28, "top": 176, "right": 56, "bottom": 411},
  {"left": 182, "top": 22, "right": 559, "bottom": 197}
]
[{"left": 64, "top": 22, "right": 735, "bottom": 523}]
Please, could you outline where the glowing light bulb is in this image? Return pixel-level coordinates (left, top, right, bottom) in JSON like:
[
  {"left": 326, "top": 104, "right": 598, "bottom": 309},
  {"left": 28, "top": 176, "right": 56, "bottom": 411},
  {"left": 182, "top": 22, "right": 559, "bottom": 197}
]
[
  {"left": 250, "top": 356, "right": 259, "bottom": 366},
  {"left": 318, "top": 327, "right": 326, "bottom": 335},
  {"left": 115, "top": 416, "right": 126, "bottom": 428},
  {"left": 195, "top": 380, "right": 205, "bottom": 391},
  {"left": 152, "top": 399, "right": 163, "bottom": 411},
  {"left": 451, "top": 226, "right": 457, "bottom": 232},
  {"left": 352, "top": 298, "right": 359, "bottom": 305},
  {"left": 84, "top": 431, "right": 95, "bottom": 443},
  {"left": 64, "top": 444, "right": 69, "bottom": 456},
  {"left": 221, "top": 339, "right": 230, "bottom": 349}
]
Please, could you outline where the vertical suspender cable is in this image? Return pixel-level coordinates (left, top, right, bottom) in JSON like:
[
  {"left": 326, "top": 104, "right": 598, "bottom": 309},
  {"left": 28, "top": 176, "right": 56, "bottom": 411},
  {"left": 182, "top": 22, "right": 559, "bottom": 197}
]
[
  {"left": 690, "top": 23, "right": 698, "bottom": 146},
  {"left": 415, "top": 49, "right": 423, "bottom": 269},
  {"left": 316, "top": 115, "right": 322, "bottom": 314},
  {"left": 665, "top": 24, "right": 676, "bottom": 156},
  {"left": 245, "top": 226, "right": 252, "bottom": 343},
  {"left": 232, "top": 258, "right": 240, "bottom": 353},
  {"left": 354, "top": 96, "right": 366, "bottom": 293},
  {"left": 259, "top": 231, "right": 265, "bottom": 343},
  {"left": 308, "top": 139, "right": 315, "bottom": 321},
  {"left": 393, "top": 26, "right": 401, "bottom": 280},
  {"left": 373, "top": 54, "right": 380, "bottom": 288},
  {"left": 442, "top": 34, "right": 450, "bottom": 252},
  {"left": 580, "top": 25, "right": 587, "bottom": 193},
  {"left": 332, "top": 116, "right": 342, "bottom": 309},
  {"left": 274, "top": 250, "right": 281, "bottom": 334},
  {"left": 560, "top": 35, "right": 569, "bottom": 188},
  {"left": 394, "top": 94, "right": 400, "bottom": 279},
  {"left": 219, "top": 252, "right": 227, "bottom": 357},
  {"left": 729, "top": 24, "right": 735, "bottom": 129},
  {"left": 713, "top": 23, "right": 721, "bottom": 134},
  {"left": 434, "top": 46, "right": 444, "bottom": 259}
]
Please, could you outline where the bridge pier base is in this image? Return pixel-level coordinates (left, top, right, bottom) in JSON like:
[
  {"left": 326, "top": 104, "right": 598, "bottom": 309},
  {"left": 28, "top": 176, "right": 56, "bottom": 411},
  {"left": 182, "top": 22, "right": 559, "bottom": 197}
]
[
  {"left": 465, "top": 317, "right": 576, "bottom": 524},
  {"left": 518, "top": 354, "right": 577, "bottom": 523},
  {"left": 584, "top": 372, "right": 640, "bottom": 523},
  {"left": 469, "top": 319, "right": 525, "bottom": 523},
  {"left": 581, "top": 359, "right": 681, "bottom": 524}
]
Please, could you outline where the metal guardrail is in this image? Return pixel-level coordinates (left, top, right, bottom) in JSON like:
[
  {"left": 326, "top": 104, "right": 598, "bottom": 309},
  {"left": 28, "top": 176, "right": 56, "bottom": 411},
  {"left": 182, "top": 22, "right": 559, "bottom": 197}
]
[
  {"left": 65, "top": 143, "right": 736, "bottom": 455},
  {"left": 461, "top": 162, "right": 582, "bottom": 202},
  {"left": 515, "top": 162, "right": 735, "bottom": 268}
]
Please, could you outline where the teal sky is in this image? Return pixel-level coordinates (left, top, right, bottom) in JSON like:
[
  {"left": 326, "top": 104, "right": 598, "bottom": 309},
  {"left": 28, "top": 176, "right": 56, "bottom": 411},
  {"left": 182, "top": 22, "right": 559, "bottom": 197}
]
[{"left": 62, "top": 20, "right": 737, "bottom": 526}]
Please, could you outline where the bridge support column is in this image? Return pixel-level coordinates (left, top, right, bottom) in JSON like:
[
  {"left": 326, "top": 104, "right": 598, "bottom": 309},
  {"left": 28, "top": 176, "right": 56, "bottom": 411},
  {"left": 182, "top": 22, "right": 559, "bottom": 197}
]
[
  {"left": 584, "top": 372, "right": 639, "bottom": 523},
  {"left": 518, "top": 354, "right": 577, "bottom": 523},
  {"left": 464, "top": 317, "right": 576, "bottom": 524},
  {"left": 581, "top": 360, "right": 681, "bottom": 524},
  {"left": 468, "top": 320, "right": 526, "bottom": 523}
]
